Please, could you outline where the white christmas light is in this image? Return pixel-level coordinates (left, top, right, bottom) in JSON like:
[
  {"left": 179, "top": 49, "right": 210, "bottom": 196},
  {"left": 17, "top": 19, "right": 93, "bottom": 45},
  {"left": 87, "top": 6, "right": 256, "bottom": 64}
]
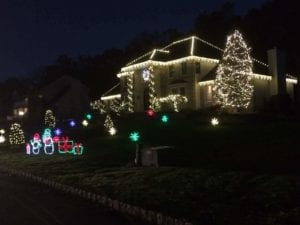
[
  {"left": 101, "top": 94, "right": 121, "bottom": 101},
  {"left": 0, "top": 129, "right": 5, "bottom": 134},
  {"left": 211, "top": 118, "right": 219, "bottom": 126},
  {"left": 213, "top": 30, "right": 254, "bottom": 111},
  {"left": 109, "top": 127, "right": 117, "bottom": 136},
  {"left": 82, "top": 120, "right": 89, "bottom": 127}
]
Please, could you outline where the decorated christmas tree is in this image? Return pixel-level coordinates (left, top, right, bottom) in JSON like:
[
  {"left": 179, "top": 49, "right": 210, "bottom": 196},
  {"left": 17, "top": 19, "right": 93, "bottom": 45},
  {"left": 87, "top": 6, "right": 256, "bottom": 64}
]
[
  {"left": 9, "top": 123, "right": 25, "bottom": 145},
  {"left": 44, "top": 110, "right": 56, "bottom": 128},
  {"left": 213, "top": 30, "right": 254, "bottom": 112}
]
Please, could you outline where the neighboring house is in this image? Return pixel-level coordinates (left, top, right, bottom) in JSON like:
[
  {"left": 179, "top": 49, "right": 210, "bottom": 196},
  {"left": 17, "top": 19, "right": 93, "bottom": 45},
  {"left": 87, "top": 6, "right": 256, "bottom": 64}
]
[
  {"left": 102, "top": 36, "right": 298, "bottom": 112},
  {"left": 42, "top": 76, "right": 90, "bottom": 119}
]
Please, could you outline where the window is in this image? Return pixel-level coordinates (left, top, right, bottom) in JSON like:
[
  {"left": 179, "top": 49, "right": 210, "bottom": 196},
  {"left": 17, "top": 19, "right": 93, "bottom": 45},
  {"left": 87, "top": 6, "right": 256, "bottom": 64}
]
[
  {"left": 181, "top": 62, "right": 187, "bottom": 75},
  {"left": 206, "top": 85, "right": 212, "bottom": 103},
  {"left": 180, "top": 87, "right": 185, "bottom": 96},
  {"left": 195, "top": 62, "right": 201, "bottom": 74},
  {"left": 169, "top": 65, "right": 174, "bottom": 77},
  {"left": 171, "top": 88, "right": 178, "bottom": 95}
]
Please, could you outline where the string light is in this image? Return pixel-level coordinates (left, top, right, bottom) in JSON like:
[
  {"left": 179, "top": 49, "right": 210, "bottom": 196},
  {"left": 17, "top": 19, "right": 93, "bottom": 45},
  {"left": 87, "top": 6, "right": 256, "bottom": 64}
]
[
  {"left": 213, "top": 30, "right": 254, "bottom": 111},
  {"left": 157, "top": 95, "right": 188, "bottom": 112},
  {"left": 126, "top": 73, "right": 134, "bottom": 112}
]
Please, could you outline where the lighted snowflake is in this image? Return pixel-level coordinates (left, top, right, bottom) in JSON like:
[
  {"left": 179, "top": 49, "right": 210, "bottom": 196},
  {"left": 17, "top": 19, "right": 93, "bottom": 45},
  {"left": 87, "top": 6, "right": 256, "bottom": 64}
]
[
  {"left": 211, "top": 118, "right": 219, "bottom": 126},
  {"left": 129, "top": 132, "right": 140, "bottom": 142},
  {"left": 0, "top": 135, "right": 5, "bottom": 143},
  {"left": 161, "top": 115, "right": 169, "bottom": 123}
]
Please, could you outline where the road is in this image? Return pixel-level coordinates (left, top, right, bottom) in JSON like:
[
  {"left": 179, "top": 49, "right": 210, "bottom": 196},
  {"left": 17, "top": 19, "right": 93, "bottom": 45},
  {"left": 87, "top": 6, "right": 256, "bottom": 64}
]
[{"left": 0, "top": 171, "right": 133, "bottom": 225}]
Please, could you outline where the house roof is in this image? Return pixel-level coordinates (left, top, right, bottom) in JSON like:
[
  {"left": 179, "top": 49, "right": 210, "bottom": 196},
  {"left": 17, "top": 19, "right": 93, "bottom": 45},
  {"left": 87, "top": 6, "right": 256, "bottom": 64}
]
[{"left": 126, "top": 36, "right": 269, "bottom": 73}]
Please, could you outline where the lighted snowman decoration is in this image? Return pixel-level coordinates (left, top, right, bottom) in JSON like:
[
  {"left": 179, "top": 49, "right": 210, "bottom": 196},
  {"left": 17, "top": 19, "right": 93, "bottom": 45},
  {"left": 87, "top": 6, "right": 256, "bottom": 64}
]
[
  {"left": 30, "top": 133, "right": 42, "bottom": 155},
  {"left": 42, "top": 128, "right": 54, "bottom": 155}
]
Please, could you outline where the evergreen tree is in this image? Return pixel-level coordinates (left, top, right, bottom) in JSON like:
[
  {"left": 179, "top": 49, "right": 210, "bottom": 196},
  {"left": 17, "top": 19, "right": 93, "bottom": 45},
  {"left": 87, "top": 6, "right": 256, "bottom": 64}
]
[
  {"left": 44, "top": 109, "right": 56, "bottom": 128},
  {"left": 9, "top": 123, "right": 25, "bottom": 145},
  {"left": 213, "top": 30, "right": 254, "bottom": 111}
]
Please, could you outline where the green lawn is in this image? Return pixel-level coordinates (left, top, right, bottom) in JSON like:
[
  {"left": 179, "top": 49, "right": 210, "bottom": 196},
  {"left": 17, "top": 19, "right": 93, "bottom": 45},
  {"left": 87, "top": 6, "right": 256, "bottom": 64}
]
[{"left": 1, "top": 113, "right": 300, "bottom": 225}]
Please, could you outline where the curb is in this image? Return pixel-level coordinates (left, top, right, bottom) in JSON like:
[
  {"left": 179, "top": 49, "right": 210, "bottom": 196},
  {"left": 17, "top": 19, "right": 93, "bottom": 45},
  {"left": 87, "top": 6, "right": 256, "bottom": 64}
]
[{"left": 0, "top": 167, "right": 193, "bottom": 225}]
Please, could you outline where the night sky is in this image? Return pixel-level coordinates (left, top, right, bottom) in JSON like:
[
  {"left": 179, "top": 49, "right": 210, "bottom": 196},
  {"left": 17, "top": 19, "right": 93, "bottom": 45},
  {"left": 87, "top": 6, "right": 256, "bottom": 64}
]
[{"left": 0, "top": 0, "right": 267, "bottom": 79}]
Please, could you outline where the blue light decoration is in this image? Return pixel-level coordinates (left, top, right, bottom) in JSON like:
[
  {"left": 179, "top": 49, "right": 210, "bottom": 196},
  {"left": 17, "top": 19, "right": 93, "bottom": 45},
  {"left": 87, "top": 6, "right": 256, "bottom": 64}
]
[
  {"left": 129, "top": 132, "right": 140, "bottom": 142},
  {"left": 54, "top": 128, "right": 62, "bottom": 136},
  {"left": 161, "top": 115, "right": 169, "bottom": 123},
  {"left": 69, "top": 120, "right": 76, "bottom": 127},
  {"left": 26, "top": 128, "right": 84, "bottom": 155}
]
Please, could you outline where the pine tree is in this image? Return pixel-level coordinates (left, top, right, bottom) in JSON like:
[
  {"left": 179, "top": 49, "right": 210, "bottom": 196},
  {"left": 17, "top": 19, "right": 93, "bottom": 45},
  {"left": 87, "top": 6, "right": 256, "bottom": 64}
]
[
  {"left": 44, "top": 110, "right": 56, "bottom": 128},
  {"left": 9, "top": 123, "right": 25, "bottom": 145},
  {"left": 213, "top": 30, "right": 254, "bottom": 112}
]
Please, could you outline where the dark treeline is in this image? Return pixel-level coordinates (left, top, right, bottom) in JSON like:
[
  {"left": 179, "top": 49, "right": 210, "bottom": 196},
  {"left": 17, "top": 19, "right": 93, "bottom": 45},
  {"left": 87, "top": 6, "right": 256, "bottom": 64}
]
[{"left": 0, "top": 0, "right": 299, "bottom": 105}]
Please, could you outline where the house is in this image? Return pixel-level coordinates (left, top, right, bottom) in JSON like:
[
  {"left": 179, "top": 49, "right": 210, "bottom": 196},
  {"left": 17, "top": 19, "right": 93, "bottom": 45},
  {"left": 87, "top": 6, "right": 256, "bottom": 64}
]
[
  {"left": 101, "top": 36, "right": 298, "bottom": 112},
  {"left": 42, "top": 76, "right": 90, "bottom": 119}
]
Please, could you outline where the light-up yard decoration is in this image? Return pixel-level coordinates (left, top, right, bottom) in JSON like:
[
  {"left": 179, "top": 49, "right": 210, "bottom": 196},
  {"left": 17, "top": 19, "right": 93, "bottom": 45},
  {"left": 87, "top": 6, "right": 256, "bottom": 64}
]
[
  {"left": 26, "top": 129, "right": 84, "bottom": 155},
  {"left": 129, "top": 132, "right": 140, "bottom": 142},
  {"left": 69, "top": 120, "right": 76, "bottom": 127},
  {"left": 82, "top": 120, "right": 89, "bottom": 127},
  {"left": 54, "top": 128, "right": 62, "bottom": 136},
  {"left": 30, "top": 133, "right": 42, "bottom": 155},
  {"left": 211, "top": 118, "right": 219, "bottom": 126},
  {"left": 161, "top": 115, "right": 169, "bottom": 123},
  {"left": 86, "top": 113, "right": 92, "bottom": 120},
  {"left": 109, "top": 127, "right": 117, "bottom": 136},
  {"left": 146, "top": 109, "right": 155, "bottom": 117},
  {"left": 42, "top": 128, "right": 55, "bottom": 155}
]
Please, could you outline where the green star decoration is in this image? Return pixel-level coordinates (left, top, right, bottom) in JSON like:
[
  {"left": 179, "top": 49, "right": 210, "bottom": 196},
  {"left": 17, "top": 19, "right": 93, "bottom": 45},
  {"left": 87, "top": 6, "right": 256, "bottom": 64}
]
[
  {"left": 86, "top": 114, "right": 92, "bottom": 120},
  {"left": 161, "top": 115, "right": 169, "bottom": 123},
  {"left": 129, "top": 132, "right": 140, "bottom": 142}
]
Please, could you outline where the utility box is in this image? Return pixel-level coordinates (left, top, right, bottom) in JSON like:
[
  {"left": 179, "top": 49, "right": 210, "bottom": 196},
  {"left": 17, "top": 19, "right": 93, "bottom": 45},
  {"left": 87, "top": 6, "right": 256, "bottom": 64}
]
[{"left": 141, "top": 146, "right": 171, "bottom": 167}]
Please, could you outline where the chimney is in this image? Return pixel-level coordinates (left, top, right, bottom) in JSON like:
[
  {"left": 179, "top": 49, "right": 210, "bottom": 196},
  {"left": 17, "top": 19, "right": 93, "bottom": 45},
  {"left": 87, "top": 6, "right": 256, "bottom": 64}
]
[{"left": 268, "top": 48, "right": 286, "bottom": 95}]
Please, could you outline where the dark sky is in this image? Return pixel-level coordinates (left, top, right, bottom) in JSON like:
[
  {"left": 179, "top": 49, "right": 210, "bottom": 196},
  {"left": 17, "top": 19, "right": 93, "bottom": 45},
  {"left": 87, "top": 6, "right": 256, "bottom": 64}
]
[{"left": 0, "top": 0, "right": 267, "bottom": 79}]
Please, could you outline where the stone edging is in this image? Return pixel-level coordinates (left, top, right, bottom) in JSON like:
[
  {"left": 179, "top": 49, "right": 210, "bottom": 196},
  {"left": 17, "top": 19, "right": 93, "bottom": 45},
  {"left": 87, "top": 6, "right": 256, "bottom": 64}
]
[{"left": 0, "top": 167, "right": 193, "bottom": 225}]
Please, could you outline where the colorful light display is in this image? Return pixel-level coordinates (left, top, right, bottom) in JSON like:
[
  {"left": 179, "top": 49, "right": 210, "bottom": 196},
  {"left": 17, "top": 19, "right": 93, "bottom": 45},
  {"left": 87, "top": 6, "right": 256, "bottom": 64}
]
[{"left": 26, "top": 129, "right": 84, "bottom": 155}]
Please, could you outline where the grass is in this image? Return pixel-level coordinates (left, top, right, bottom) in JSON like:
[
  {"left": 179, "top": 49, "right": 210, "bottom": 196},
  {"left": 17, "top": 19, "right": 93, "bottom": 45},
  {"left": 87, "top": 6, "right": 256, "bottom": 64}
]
[{"left": 1, "top": 112, "right": 300, "bottom": 225}]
